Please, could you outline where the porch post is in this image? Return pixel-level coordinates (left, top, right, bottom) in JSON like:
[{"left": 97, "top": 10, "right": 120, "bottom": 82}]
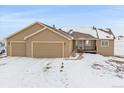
[{"left": 84, "top": 40, "right": 85, "bottom": 51}]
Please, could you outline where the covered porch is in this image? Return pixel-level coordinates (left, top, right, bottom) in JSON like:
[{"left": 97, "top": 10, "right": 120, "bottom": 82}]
[{"left": 73, "top": 40, "right": 97, "bottom": 54}]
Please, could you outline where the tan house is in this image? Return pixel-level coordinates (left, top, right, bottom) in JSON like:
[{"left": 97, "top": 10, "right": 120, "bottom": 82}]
[{"left": 6, "top": 22, "right": 115, "bottom": 58}]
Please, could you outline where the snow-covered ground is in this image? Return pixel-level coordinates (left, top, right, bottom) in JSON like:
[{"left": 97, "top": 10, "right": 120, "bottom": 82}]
[
  {"left": 114, "top": 40, "right": 124, "bottom": 57},
  {"left": 0, "top": 54, "right": 124, "bottom": 88},
  {"left": 0, "top": 40, "right": 123, "bottom": 88}
]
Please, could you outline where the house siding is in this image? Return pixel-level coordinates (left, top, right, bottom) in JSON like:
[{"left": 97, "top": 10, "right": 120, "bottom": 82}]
[
  {"left": 6, "top": 22, "right": 114, "bottom": 57},
  {"left": 7, "top": 23, "right": 44, "bottom": 56},
  {"left": 96, "top": 39, "right": 114, "bottom": 56},
  {"left": 26, "top": 28, "right": 73, "bottom": 57},
  {"left": 7, "top": 44, "right": 10, "bottom": 56},
  {"left": 7, "top": 23, "right": 44, "bottom": 42}
]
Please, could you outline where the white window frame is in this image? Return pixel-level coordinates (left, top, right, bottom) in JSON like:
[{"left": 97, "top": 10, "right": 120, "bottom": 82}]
[
  {"left": 101, "top": 40, "right": 109, "bottom": 47},
  {"left": 85, "top": 40, "right": 89, "bottom": 45},
  {"left": 76, "top": 40, "right": 83, "bottom": 48}
]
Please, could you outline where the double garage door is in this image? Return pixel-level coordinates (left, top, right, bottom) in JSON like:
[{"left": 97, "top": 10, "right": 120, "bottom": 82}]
[
  {"left": 10, "top": 41, "right": 64, "bottom": 58},
  {"left": 32, "top": 41, "right": 64, "bottom": 58}
]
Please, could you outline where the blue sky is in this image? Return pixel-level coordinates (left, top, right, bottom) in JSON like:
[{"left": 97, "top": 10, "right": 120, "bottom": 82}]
[{"left": 0, "top": 5, "right": 124, "bottom": 37}]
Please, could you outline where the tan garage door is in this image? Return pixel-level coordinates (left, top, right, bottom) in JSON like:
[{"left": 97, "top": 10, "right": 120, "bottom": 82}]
[
  {"left": 11, "top": 42, "right": 26, "bottom": 56},
  {"left": 32, "top": 42, "right": 64, "bottom": 58}
]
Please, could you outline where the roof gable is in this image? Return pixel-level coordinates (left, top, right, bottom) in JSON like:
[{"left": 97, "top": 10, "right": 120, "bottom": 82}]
[
  {"left": 63, "top": 27, "right": 98, "bottom": 38},
  {"left": 24, "top": 22, "right": 73, "bottom": 40},
  {"left": 24, "top": 27, "right": 47, "bottom": 40},
  {"left": 6, "top": 22, "right": 44, "bottom": 40},
  {"left": 96, "top": 28, "right": 115, "bottom": 39},
  {"left": 63, "top": 26, "right": 115, "bottom": 40},
  {"left": 6, "top": 22, "right": 73, "bottom": 41},
  {"left": 43, "top": 24, "right": 73, "bottom": 39}
]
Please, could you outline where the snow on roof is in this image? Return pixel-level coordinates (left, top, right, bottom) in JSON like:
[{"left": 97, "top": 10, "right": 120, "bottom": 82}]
[
  {"left": 62, "top": 26, "right": 114, "bottom": 39},
  {"left": 63, "top": 26, "right": 98, "bottom": 38},
  {"left": 97, "top": 29, "right": 114, "bottom": 39}
]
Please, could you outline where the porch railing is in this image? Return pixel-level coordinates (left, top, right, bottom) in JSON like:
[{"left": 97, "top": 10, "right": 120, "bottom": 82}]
[
  {"left": 84, "top": 46, "right": 96, "bottom": 51},
  {"left": 76, "top": 46, "right": 96, "bottom": 52}
]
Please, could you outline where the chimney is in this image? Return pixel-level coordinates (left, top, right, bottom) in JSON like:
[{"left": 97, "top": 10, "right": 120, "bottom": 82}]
[
  {"left": 93, "top": 26, "right": 96, "bottom": 30},
  {"left": 59, "top": 28, "right": 62, "bottom": 31},
  {"left": 52, "top": 25, "right": 56, "bottom": 28},
  {"left": 68, "top": 29, "right": 73, "bottom": 34}
]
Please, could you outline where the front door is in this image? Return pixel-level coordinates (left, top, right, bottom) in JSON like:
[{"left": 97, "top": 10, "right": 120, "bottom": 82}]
[
  {"left": 76, "top": 40, "right": 85, "bottom": 52},
  {"left": 81, "top": 41, "right": 85, "bottom": 50}
]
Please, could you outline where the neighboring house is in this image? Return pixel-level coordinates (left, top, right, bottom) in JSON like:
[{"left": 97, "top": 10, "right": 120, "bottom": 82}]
[
  {"left": 0, "top": 42, "right": 5, "bottom": 47},
  {"left": 0, "top": 40, "right": 6, "bottom": 55},
  {"left": 6, "top": 22, "right": 115, "bottom": 58},
  {"left": 117, "top": 35, "right": 124, "bottom": 40}
]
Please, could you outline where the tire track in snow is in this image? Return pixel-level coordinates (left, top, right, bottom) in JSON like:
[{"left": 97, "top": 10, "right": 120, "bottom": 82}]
[
  {"left": 21, "top": 58, "right": 49, "bottom": 87},
  {"left": 59, "top": 61, "right": 70, "bottom": 88},
  {"left": 42, "top": 59, "right": 70, "bottom": 88},
  {"left": 42, "top": 59, "right": 63, "bottom": 87}
]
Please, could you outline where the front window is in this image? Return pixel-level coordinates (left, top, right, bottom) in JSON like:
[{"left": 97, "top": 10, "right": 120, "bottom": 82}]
[
  {"left": 101, "top": 40, "right": 109, "bottom": 47},
  {"left": 85, "top": 40, "right": 96, "bottom": 46},
  {"left": 77, "top": 40, "right": 83, "bottom": 49},
  {"left": 85, "top": 40, "right": 89, "bottom": 45}
]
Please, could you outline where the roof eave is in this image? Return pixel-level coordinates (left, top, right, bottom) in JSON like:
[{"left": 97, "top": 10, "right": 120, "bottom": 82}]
[
  {"left": 6, "top": 21, "right": 73, "bottom": 41},
  {"left": 74, "top": 38, "right": 97, "bottom": 40}
]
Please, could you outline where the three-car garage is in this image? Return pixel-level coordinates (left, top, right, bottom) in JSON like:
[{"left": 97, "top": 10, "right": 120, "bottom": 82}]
[{"left": 7, "top": 22, "right": 73, "bottom": 58}]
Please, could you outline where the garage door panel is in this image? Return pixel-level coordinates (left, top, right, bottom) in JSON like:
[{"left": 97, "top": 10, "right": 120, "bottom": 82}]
[
  {"left": 11, "top": 43, "right": 26, "bottom": 56},
  {"left": 33, "top": 43, "right": 63, "bottom": 58}
]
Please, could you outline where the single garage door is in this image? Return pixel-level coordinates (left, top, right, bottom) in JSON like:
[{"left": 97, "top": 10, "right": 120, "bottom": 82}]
[
  {"left": 11, "top": 42, "right": 26, "bottom": 56},
  {"left": 33, "top": 42, "right": 64, "bottom": 58}
]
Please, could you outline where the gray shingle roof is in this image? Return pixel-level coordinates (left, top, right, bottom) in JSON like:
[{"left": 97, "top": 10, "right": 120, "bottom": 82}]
[
  {"left": 70, "top": 32, "right": 96, "bottom": 39},
  {"left": 42, "top": 23, "right": 73, "bottom": 39}
]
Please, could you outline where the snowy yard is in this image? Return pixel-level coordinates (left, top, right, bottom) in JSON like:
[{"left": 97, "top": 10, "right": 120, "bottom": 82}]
[
  {"left": 114, "top": 40, "right": 124, "bottom": 57},
  {"left": 0, "top": 40, "right": 124, "bottom": 88},
  {"left": 0, "top": 54, "right": 124, "bottom": 88}
]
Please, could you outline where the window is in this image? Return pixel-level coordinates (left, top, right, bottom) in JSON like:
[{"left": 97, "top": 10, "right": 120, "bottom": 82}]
[
  {"left": 85, "top": 40, "right": 96, "bottom": 46},
  {"left": 101, "top": 40, "right": 109, "bottom": 47},
  {"left": 85, "top": 40, "right": 89, "bottom": 45},
  {"left": 77, "top": 40, "right": 83, "bottom": 48},
  {"left": 76, "top": 40, "right": 84, "bottom": 49}
]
